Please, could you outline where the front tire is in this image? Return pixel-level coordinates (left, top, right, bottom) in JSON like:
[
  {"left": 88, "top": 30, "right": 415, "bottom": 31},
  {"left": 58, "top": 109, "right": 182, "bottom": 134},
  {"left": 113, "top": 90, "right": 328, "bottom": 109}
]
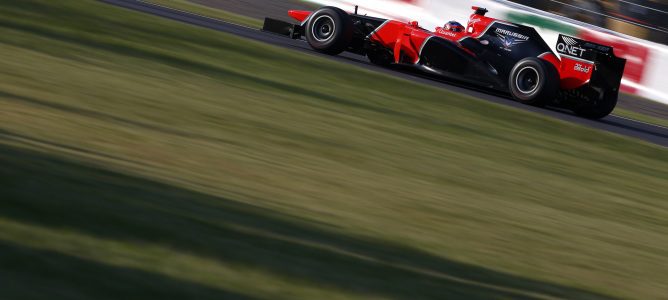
[
  {"left": 305, "top": 7, "right": 354, "bottom": 55},
  {"left": 508, "top": 58, "right": 559, "bottom": 106}
]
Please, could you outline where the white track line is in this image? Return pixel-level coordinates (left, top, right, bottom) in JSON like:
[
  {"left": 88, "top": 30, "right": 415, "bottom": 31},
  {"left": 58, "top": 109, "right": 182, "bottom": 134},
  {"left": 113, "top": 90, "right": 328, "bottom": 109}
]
[
  {"left": 138, "top": 0, "right": 258, "bottom": 31},
  {"left": 610, "top": 114, "right": 668, "bottom": 130}
]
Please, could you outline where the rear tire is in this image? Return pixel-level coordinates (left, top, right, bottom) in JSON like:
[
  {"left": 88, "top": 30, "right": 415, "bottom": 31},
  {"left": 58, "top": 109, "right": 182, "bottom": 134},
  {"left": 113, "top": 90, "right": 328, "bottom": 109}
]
[
  {"left": 508, "top": 58, "right": 559, "bottom": 106},
  {"left": 305, "top": 7, "right": 354, "bottom": 55}
]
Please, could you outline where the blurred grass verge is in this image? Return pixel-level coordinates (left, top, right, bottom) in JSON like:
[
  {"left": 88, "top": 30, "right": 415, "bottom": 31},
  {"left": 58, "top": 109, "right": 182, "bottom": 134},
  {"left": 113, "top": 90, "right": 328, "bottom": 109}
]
[
  {"left": 614, "top": 108, "right": 668, "bottom": 128},
  {"left": 149, "top": 0, "right": 263, "bottom": 28},
  {"left": 0, "top": 0, "right": 667, "bottom": 299}
]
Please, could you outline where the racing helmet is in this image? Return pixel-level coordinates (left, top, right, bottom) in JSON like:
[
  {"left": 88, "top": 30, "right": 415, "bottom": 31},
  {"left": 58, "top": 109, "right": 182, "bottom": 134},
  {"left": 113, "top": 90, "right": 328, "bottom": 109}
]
[{"left": 444, "top": 21, "right": 464, "bottom": 32}]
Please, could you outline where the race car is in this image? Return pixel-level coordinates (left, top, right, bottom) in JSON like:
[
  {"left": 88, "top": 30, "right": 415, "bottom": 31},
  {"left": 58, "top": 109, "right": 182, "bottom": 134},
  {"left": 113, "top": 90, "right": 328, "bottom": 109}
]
[{"left": 262, "top": 6, "right": 626, "bottom": 119}]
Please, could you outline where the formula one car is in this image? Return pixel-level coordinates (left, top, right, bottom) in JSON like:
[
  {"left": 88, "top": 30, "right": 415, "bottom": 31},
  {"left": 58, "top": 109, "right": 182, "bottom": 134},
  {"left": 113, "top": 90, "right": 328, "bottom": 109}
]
[{"left": 263, "top": 6, "right": 627, "bottom": 119}]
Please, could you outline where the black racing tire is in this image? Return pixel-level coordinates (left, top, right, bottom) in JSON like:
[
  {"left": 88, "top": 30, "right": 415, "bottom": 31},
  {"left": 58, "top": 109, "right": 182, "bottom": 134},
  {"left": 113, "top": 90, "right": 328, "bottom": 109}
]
[
  {"left": 572, "top": 91, "right": 618, "bottom": 119},
  {"left": 305, "top": 7, "right": 354, "bottom": 55},
  {"left": 508, "top": 58, "right": 559, "bottom": 106}
]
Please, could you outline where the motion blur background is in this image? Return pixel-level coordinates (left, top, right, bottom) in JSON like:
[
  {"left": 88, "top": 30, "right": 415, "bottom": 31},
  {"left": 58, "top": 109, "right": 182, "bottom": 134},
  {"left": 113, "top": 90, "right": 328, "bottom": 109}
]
[
  {"left": 2, "top": 1, "right": 667, "bottom": 299},
  {"left": 510, "top": 0, "right": 667, "bottom": 44}
]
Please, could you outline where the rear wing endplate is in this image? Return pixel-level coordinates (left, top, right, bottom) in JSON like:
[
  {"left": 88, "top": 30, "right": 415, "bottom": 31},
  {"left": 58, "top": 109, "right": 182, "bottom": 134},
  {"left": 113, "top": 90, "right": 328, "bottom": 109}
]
[{"left": 556, "top": 34, "right": 626, "bottom": 91}]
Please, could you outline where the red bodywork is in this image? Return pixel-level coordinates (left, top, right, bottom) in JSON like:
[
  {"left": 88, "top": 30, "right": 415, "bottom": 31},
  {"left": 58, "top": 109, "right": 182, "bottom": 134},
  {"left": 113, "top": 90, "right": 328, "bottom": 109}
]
[
  {"left": 290, "top": 7, "right": 596, "bottom": 90},
  {"left": 288, "top": 10, "right": 310, "bottom": 23}
]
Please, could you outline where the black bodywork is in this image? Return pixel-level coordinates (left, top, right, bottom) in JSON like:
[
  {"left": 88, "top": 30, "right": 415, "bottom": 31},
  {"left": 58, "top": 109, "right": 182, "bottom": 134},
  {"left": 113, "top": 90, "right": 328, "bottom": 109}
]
[{"left": 418, "top": 22, "right": 555, "bottom": 89}]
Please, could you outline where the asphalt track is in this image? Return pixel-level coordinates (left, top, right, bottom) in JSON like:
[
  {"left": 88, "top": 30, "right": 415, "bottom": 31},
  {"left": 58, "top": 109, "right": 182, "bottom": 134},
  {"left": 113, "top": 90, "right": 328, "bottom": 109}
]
[{"left": 101, "top": 0, "right": 668, "bottom": 147}]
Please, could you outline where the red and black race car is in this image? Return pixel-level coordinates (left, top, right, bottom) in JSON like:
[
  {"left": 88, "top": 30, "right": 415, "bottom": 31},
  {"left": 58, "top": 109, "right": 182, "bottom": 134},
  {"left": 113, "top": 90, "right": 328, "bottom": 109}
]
[{"left": 263, "top": 6, "right": 627, "bottom": 119}]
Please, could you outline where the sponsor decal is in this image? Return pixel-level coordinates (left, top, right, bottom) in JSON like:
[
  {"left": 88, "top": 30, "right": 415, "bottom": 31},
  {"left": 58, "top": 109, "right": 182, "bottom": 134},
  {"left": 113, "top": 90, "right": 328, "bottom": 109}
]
[
  {"left": 584, "top": 42, "right": 610, "bottom": 53},
  {"left": 557, "top": 36, "right": 586, "bottom": 58},
  {"left": 574, "top": 63, "right": 591, "bottom": 73},
  {"left": 437, "top": 28, "right": 458, "bottom": 37},
  {"left": 494, "top": 28, "right": 528, "bottom": 51},
  {"left": 467, "top": 18, "right": 482, "bottom": 33},
  {"left": 495, "top": 28, "right": 529, "bottom": 41}
]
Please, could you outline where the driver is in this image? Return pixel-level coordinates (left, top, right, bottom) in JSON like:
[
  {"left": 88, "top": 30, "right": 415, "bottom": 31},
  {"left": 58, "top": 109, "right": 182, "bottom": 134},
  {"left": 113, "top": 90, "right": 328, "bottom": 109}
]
[{"left": 444, "top": 21, "right": 465, "bottom": 32}]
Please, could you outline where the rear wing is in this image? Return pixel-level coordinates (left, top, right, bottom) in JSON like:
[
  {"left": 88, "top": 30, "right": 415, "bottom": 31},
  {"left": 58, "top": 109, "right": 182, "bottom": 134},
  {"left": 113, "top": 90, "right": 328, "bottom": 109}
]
[
  {"left": 556, "top": 34, "right": 626, "bottom": 91},
  {"left": 556, "top": 34, "right": 619, "bottom": 62}
]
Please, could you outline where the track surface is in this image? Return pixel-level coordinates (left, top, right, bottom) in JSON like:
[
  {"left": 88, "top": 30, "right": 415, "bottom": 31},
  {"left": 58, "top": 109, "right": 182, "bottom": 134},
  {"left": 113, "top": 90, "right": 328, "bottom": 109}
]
[{"left": 101, "top": 0, "right": 668, "bottom": 147}]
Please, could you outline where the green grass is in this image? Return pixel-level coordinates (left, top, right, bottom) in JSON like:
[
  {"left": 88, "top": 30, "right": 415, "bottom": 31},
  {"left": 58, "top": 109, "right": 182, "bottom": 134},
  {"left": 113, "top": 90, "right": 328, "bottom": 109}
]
[
  {"left": 614, "top": 108, "right": 668, "bottom": 128},
  {"left": 1, "top": 0, "right": 668, "bottom": 299},
  {"left": 148, "top": 0, "right": 264, "bottom": 28}
]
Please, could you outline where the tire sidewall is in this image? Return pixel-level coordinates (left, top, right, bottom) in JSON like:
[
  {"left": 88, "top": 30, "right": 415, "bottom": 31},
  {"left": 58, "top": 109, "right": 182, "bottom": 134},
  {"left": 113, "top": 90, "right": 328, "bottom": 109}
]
[
  {"left": 509, "top": 58, "right": 558, "bottom": 106},
  {"left": 305, "top": 7, "right": 352, "bottom": 54}
]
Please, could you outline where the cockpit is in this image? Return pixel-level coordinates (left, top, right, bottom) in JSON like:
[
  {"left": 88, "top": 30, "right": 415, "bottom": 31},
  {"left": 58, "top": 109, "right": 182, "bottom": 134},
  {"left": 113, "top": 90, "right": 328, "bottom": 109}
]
[{"left": 444, "top": 21, "right": 465, "bottom": 32}]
